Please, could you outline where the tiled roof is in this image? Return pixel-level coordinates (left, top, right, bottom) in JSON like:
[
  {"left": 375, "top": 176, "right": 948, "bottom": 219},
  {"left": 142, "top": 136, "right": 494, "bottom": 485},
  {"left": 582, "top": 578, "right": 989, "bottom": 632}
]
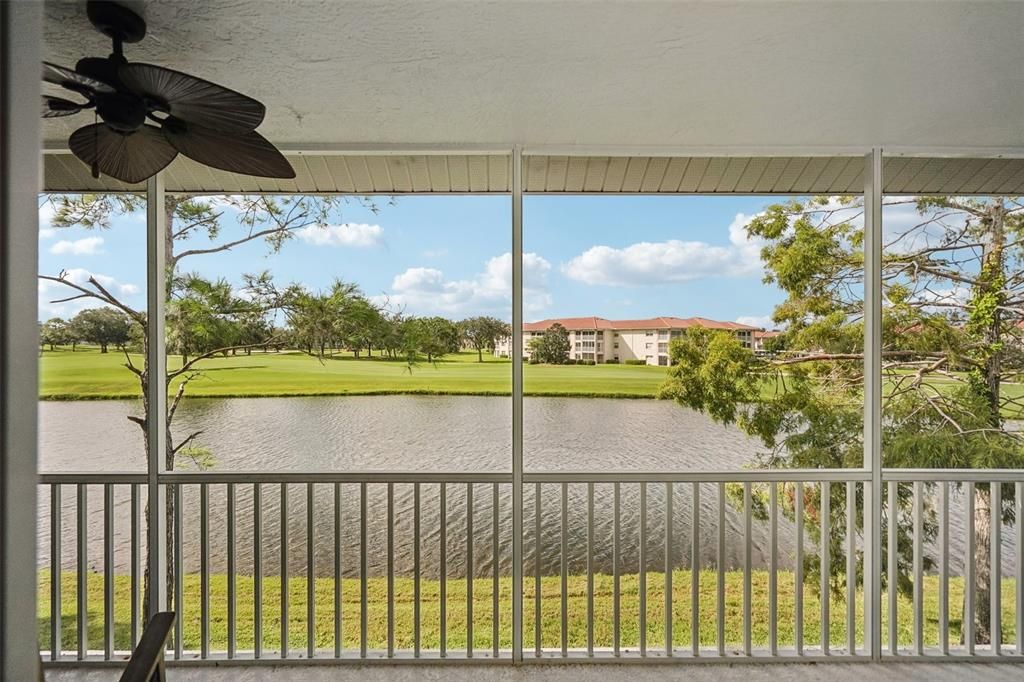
[{"left": 523, "top": 316, "right": 759, "bottom": 332}]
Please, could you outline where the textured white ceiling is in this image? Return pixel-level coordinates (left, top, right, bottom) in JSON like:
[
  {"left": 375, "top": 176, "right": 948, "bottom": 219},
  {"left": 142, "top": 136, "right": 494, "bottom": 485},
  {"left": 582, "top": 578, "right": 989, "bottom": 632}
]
[{"left": 41, "top": 0, "right": 1024, "bottom": 151}]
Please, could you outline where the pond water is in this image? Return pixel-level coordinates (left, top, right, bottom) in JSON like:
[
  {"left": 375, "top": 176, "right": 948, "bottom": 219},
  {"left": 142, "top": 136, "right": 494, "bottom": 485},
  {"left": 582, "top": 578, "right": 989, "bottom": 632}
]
[{"left": 36, "top": 396, "right": 1010, "bottom": 578}]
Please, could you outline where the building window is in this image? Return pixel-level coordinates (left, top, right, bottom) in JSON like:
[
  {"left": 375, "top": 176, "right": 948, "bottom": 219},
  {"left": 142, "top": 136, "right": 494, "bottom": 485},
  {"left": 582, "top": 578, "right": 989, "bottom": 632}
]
[
  {"left": 613, "top": 342, "right": 619, "bottom": 349},
  {"left": 645, "top": 343, "right": 652, "bottom": 349},
  {"left": 658, "top": 356, "right": 669, "bottom": 366},
  {"left": 645, "top": 331, "right": 654, "bottom": 337}
]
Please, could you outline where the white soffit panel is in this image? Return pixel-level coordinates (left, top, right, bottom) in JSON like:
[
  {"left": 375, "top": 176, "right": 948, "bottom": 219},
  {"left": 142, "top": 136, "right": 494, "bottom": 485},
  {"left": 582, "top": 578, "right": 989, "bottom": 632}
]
[
  {"left": 41, "top": 154, "right": 514, "bottom": 194},
  {"left": 42, "top": 154, "right": 1024, "bottom": 196}
]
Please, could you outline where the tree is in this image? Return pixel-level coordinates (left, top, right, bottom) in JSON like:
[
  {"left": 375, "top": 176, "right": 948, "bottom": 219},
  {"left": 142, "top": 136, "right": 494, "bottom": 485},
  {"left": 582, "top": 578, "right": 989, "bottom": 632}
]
[
  {"left": 406, "top": 316, "right": 460, "bottom": 363},
  {"left": 659, "top": 196, "right": 1024, "bottom": 645},
  {"left": 39, "top": 317, "right": 70, "bottom": 351},
  {"left": 70, "top": 306, "right": 132, "bottom": 353},
  {"left": 459, "top": 316, "right": 511, "bottom": 362},
  {"left": 41, "top": 192, "right": 380, "bottom": 621},
  {"left": 533, "top": 323, "right": 571, "bottom": 364},
  {"left": 167, "top": 275, "right": 241, "bottom": 364}
]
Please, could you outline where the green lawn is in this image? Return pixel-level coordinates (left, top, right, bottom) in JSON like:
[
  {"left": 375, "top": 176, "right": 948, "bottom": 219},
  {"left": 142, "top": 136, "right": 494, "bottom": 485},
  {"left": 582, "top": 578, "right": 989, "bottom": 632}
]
[
  {"left": 39, "top": 347, "right": 671, "bottom": 400},
  {"left": 39, "top": 569, "right": 1017, "bottom": 653}
]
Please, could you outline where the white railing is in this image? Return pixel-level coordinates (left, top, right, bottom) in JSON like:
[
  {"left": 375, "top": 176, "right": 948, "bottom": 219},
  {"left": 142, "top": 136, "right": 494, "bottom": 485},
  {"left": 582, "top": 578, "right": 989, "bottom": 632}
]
[{"left": 36, "top": 468, "right": 1024, "bottom": 665}]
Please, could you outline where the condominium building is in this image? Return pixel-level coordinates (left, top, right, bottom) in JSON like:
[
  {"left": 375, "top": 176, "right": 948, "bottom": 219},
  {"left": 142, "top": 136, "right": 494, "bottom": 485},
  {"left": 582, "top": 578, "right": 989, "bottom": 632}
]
[
  {"left": 753, "top": 329, "right": 782, "bottom": 353},
  {"left": 494, "top": 316, "right": 759, "bottom": 366}
]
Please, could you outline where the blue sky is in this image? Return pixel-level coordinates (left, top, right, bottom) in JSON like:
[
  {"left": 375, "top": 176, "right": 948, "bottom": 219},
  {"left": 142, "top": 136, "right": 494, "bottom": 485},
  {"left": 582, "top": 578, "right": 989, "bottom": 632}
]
[{"left": 38, "top": 194, "right": 792, "bottom": 328}]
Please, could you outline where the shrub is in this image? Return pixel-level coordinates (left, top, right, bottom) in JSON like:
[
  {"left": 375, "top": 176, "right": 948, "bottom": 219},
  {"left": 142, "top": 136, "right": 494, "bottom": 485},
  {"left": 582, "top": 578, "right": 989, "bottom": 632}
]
[
  {"left": 604, "top": 359, "right": 619, "bottom": 364},
  {"left": 624, "top": 359, "right": 647, "bottom": 365}
]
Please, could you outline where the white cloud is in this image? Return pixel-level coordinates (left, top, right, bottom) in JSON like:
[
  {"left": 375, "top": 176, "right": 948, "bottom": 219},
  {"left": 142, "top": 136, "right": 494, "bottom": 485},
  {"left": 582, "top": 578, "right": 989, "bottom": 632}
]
[
  {"left": 39, "top": 201, "right": 55, "bottom": 226},
  {"left": 383, "top": 252, "right": 551, "bottom": 318},
  {"left": 736, "top": 315, "right": 775, "bottom": 330},
  {"left": 49, "top": 236, "right": 104, "bottom": 255},
  {"left": 421, "top": 248, "right": 449, "bottom": 259},
  {"left": 38, "top": 202, "right": 58, "bottom": 239},
  {"left": 296, "top": 223, "right": 383, "bottom": 248},
  {"left": 562, "top": 213, "right": 764, "bottom": 286}
]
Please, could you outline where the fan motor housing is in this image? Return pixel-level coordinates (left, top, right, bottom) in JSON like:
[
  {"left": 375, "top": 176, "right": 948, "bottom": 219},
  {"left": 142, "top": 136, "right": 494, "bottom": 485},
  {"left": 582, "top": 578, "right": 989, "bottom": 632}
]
[
  {"left": 96, "top": 92, "right": 146, "bottom": 132},
  {"left": 87, "top": 1, "right": 146, "bottom": 44}
]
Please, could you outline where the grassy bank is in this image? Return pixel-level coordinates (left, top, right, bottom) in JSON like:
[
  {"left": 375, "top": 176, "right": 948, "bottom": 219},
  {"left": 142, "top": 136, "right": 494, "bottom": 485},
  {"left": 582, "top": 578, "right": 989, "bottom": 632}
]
[
  {"left": 38, "top": 569, "right": 1018, "bottom": 653},
  {"left": 39, "top": 348, "right": 671, "bottom": 400}
]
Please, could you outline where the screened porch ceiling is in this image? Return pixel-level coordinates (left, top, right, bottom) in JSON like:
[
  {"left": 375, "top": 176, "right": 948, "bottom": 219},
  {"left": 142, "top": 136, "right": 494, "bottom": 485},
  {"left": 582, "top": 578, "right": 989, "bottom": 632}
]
[
  {"left": 41, "top": 152, "right": 1024, "bottom": 195},
  {"left": 39, "top": 1, "right": 1024, "bottom": 196}
]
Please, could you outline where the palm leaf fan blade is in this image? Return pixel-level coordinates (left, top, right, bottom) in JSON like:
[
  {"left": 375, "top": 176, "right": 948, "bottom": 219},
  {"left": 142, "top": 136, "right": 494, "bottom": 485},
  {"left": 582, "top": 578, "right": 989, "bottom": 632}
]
[
  {"left": 43, "top": 95, "right": 84, "bottom": 118},
  {"left": 119, "top": 63, "right": 265, "bottom": 133},
  {"left": 163, "top": 122, "right": 295, "bottom": 179},
  {"left": 68, "top": 124, "right": 178, "bottom": 184},
  {"left": 42, "top": 61, "right": 114, "bottom": 94}
]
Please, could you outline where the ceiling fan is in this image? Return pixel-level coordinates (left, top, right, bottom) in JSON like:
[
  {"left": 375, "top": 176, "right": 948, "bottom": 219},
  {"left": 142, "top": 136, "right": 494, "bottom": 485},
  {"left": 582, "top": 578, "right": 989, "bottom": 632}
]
[{"left": 42, "top": 0, "right": 295, "bottom": 184}]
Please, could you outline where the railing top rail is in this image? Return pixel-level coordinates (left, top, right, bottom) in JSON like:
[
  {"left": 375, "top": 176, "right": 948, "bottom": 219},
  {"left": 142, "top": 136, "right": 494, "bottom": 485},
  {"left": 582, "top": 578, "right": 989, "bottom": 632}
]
[
  {"left": 38, "top": 472, "right": 148, "bottom": 484},
  {"left": 158, "top": 471, "right": 513, "bottom": 484},
  {"left": 523, "top": 469, "right": 871, "bottom": 483},
  {"left": 881, "top": 468, "right": 1024, "bottom": 482},
  {"left": 37, "top": 468, "right": 1024, "bottom": 485}
]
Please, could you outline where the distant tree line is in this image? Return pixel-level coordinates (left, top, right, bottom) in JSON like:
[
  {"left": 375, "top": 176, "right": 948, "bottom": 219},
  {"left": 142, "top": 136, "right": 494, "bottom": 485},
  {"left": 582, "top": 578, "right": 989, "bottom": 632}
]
[
  {"left": 39, "top": 307, "right": 135, "bottom": 354},
  {"left": 40, "top": 274, "right": 512, "bottom": 365}
]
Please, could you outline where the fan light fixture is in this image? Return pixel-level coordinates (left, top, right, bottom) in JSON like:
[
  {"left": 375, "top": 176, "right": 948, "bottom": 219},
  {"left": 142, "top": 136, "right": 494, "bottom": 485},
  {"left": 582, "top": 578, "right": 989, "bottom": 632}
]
[{"left": 43, "top": 1, "right": 296, "bottom": 184}]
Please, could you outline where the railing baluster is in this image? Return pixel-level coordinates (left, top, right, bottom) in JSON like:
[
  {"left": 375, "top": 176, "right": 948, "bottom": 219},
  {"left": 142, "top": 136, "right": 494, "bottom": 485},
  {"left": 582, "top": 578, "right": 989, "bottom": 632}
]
[
  {"left": 281, "top": 482, "right": 289, "bottom": 659},
  {"left": 1017, "top": 482, "right": 1023, "bottom": 657},
  {"left": 940, "top": 481, "right": 949, "bottom": 656},
  {"left": 104, "top": 484, "right": 114, "bottom": 660},
  {"left": 440, "top": 482, "right": 447, "bottom": 658},
  {"left": 769, "top": 482, "right": 778, "bottom": 656},
  {"left": 492, "top": 482, "right": 500, "bottom": 659},
  {"left": 413, "top": 482, "right": 420, "bottom": 658},
  {"left": 560, "top": 482, "right": 568, "bottom": 658},
  {"left": 795, "top": 482, "right": 804, "bottom": 656},
  {"left": 534, "top": 481, "right": 541, "bottom": 657},
  {"left": 913, "top": 480, "right": 923, "bottom": 655},
  {"left": 174, "top": 483, "right": 183, "bottom": 659},
  {"left": 821, "top": 481, "right": 830, "bottom": 655},
  {"left": 691, "top": 482, "right": 699, "bottom": 657},
  {"left": 334, "top": 482, "right": 342, "bottom": 658},
  {"left": 308, "top": 482, "right": 316, "bottom": 660},
  {"left": 77, "top": 483, "right": 87, "bottom": 660},
  {"left": 130, "top": 484, "right": 139, "bottom": 652},
  {"left": 388, "top": 482, "right": 395, "bottom": 658},
  {"left": 666, "top": 481, "right": 674, "bottom": 656},
  {"left": 360, "top": 482, "right": 368, "bottom": 659},
  {"left": 51, "top": 484, "right": 62, "bottom": 661},
  {"left": 201, "top": 483, "right": 209, "bottom": 659},
  {"left": 846, "top": 481, "right": 856, "bottom": 655},
  {"left": 639, "top": 482, "right": 647, "bottom": 657},
  {"left": 888, "top": 480, "right": 897, "bottom": 654},
  {"left": 467, "top": 483, "right": 474, "bottom": 658},
  {"left": 717, "top": 482, "right": 725, "bottom": 656},
  {"left": 254, "top": 483, "right": 263, "bottom": 659},
  {"left": 227, "top": 483, "right": 236, "bottom": 659},
  {"left": 613, "top": 481, "right": 621, "bottom": 657},
  {"left": 743, "top": 482, "right": 752, "bottom": 656},
  {"left": 587, "top": 482, "right": 595, "bottom": 657},
  {"left": 991, "top": 481, "right": 1001, "bottom": 655},
  {"left": 966, "top": 482, "right": 975, "bottom": 654}
]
